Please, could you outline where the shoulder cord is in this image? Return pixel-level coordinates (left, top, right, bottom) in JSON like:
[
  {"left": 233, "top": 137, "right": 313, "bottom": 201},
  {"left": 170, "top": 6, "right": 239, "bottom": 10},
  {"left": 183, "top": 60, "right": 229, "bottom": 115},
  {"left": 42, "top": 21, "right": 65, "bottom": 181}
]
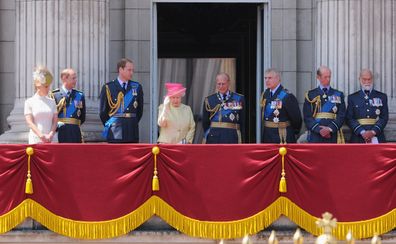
[
  {"left": 305, "top": 93, "right": 321, "bottom": 118},
  {"left": 106, "top": 85, "right": 124, "bottom": 117},
  {"left": 205, "top": 98, "right": 222, "bottom": 121}
]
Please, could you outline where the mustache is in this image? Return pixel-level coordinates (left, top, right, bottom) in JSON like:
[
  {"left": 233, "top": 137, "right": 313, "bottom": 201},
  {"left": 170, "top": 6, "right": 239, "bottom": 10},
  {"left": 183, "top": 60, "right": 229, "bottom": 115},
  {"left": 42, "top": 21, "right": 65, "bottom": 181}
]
[{"left": 361, "top": 84, "right": 373, "bottom": 90}]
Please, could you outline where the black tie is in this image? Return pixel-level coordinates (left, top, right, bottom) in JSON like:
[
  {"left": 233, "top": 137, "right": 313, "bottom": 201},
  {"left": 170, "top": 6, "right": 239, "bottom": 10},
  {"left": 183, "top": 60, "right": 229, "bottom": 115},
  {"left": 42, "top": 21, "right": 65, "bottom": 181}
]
[
  {"left": 270, "top": 91, "right": 273, "bottom": 98},
  {"left": 122, "top": 82, "right": 127, "bottom": 92},
  {"left": 67, "top": 91, "right": 71, "bottom": 97},
  {"left": 223, "top": 94, "right": 227, "bottom": 101},
  {"left": 365, "top": 90, "right": 370, "bottom": 96},
  {"left": 322, "top": 88, "right": 328, "bottom": 94}
]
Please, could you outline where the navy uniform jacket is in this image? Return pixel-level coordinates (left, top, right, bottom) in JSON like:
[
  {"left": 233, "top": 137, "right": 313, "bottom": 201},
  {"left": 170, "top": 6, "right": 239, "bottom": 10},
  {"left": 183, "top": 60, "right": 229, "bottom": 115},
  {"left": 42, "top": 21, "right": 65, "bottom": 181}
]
[
  {"left": 346, "top": 89, "right": 388, "bottom": 143},
  {"left": 99, "top": 79, "right": 143, "bottom": 143},
  {"left": 261, "top": 85, "right": 302, "bottom": 143},
  {"left": 51, "top": 88, "right": 86, "bottom": 143},
  {"left": 202, "top": 92, "right": 245, "bottom": 144},
  {"left": 303, "top": 87, "right": 346, "bottom": 143}
]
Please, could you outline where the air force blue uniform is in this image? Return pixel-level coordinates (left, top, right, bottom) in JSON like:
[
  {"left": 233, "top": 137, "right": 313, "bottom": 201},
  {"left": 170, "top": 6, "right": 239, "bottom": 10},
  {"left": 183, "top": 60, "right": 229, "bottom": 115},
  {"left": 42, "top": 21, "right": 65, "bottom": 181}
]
[
  {"left": 261, "top": 85, "right": 302, "bottom": 143},
  {"left": 346, "top": 89, "right": 388, "bottom": 143},
  {"left": 202, "top": 92, "right": 245, "bottom": 143},
  {"left": 51, "top": 88, "right": 86, "bottom": 143},
  {"left": 99, "top": 79, "right": 143, "bottom": 143},
  {"left": 303, "top": 87, "right": 346, "bottom": 143}
]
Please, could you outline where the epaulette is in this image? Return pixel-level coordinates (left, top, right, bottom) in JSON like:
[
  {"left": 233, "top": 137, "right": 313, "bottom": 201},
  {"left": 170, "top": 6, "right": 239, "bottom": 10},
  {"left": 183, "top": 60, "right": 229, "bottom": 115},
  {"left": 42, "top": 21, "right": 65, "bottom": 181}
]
[
  {"left": 349, "top": 90, "right": 360, "bottom": 96},
  {"left": 72, "top": 88, "right": 84, "bottom": 94},
  {"left": 206, "top": 93, "right": 217, "bottom": 99},
  {"left": 130, "top": 80, "right": 140, "bottom": 85},
  {"left": 51, "top": 88, "right": 60, "bottom": 93},
  {"left": 232, "top": 92, "right": 244, "bottom": 97}
]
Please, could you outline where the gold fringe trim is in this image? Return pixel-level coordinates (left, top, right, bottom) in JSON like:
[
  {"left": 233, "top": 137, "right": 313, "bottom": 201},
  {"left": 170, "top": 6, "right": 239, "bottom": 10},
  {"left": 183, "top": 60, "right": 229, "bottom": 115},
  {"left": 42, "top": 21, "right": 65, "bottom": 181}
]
[
  {"left": 0, "top": 199, "right": 154, "bottom": 239},
  {"left": 278, "top": 197, "right": 396, "bottom": 240},
  {"left": 0, "top": 201, "right": 29, "bottom": 234},
  {"left": 1, "top": 197, "right": 396, "bottom": 240},
  {"left": 152, "top": 196, "right": 282, "bottom": 239}
]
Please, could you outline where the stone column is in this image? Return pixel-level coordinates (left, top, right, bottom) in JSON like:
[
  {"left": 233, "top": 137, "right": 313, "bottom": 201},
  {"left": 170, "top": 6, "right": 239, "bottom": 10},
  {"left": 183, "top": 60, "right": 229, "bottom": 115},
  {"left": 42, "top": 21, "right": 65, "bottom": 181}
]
[
  {"left": 0, "top": 0, "right": 109, "bottom": 143},
  {"left": 315, "top": 0, "right": 396, "bottom": 141}
]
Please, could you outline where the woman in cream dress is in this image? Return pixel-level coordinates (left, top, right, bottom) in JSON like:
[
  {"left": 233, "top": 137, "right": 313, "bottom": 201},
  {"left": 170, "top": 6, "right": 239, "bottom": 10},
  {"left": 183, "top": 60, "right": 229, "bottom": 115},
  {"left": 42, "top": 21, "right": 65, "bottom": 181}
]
[
  {"left": 24, "top": 66, "right": 58, "bottom": 144},
  {"left": 158, "top": 83, "right": 195, "bottom": 144}
]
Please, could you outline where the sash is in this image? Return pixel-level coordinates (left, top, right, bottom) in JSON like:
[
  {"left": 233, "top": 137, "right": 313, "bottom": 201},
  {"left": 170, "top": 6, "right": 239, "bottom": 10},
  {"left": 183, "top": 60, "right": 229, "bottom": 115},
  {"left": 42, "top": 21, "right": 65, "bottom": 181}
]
[
  {"left": 102, "top": 85, "right": 137, "bottom": 138},
  {"left": 210, "top": 93, "right": 241, "bottom": 122},
  {"left": 264, "top": 90, "right": 287, "bottom": 118},
  {"left": 59, "top": 91, "right": 82, "bottom": 119},
  {"left": 315, "top": 90, "right": 341, "bottom": 122}
]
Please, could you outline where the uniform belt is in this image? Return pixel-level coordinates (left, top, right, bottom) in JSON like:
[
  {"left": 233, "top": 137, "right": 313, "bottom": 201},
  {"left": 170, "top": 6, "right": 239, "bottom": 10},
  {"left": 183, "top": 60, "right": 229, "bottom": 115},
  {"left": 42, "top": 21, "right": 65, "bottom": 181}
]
[
  {"left": 358, "top": 118, "right": 377, "bottom": 125},
  {"left": 210, "top": 122, "right": 240, "bottom": 130},
  {"left": 314, "top": 112, "right": 336, "bottom": 120},
  {"left": 58, "top": 118, "right": 81, "bottom": 126},
  {"left": 264, "top": 121, "right": 291, "bottom": 128},
  {"left": 113, "top": 113, "right": 136, "bottom": 118}
]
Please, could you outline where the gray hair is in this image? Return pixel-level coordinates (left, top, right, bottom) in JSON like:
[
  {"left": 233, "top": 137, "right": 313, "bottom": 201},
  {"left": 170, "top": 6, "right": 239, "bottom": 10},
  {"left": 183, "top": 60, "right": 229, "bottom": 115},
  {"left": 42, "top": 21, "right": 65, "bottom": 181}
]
[
  {"left": 359, "top": 68, "right": 373, "bottom": 79},
  {"left": 265, "top": 68, "right": 281, "bottom": 79},
  {"left": 316, "top": 65, "right": 331, "bottom": 76}
]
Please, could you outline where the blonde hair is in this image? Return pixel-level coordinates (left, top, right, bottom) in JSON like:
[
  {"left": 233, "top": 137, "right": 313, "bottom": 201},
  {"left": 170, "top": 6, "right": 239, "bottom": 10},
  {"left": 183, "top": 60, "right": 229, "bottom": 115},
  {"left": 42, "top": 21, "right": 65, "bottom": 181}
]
[{"left": 33, "top": 66, "right": 53, "bottom": 86}]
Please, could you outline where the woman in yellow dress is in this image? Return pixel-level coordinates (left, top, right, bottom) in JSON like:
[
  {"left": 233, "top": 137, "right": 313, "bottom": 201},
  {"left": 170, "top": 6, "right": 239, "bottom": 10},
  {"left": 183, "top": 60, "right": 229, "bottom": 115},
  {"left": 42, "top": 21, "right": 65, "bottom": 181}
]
[{"left": 157, "top": 83, "right": 195, "bottom": 144}]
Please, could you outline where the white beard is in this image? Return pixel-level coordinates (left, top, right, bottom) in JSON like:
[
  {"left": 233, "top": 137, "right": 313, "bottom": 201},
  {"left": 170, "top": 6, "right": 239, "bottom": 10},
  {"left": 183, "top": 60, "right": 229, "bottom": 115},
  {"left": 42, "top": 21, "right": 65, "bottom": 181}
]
[{"left": 361, "top": 84, "right": 373, "bottom": 91}]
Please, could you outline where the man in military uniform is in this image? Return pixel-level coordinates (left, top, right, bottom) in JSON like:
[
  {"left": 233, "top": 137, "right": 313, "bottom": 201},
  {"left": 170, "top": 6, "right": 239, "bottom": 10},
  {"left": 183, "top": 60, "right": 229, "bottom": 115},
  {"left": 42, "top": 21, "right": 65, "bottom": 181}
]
[
  {"left": 51, "top": 68, "right": 85, "bottom": 143},
  {"left": 202, "top": 73, "right": 245, "bottom": 143},
  {"left": 346, "top": 69, "right": 388, "bottom": 143},
  {"left": 261, "top": 69, "right": 302, "bottom": 144},
  {"left": 303, "top": 66, "right": 346, "bottom": 143},
  {"left": 99, "top": 58, "right": 144, "bottom": 143}
]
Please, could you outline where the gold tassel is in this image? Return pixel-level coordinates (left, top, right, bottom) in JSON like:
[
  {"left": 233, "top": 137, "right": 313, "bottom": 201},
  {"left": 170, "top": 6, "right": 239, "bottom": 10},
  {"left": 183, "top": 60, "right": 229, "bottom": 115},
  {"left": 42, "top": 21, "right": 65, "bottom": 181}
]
[
  {"left": 25, "top": 147, "right": 34, "bottom": 194},
  {"left": 278, "top": 147, "right": 287, "bottom": 193},
  {"left": 152, "top": 146, "right": 160, "bottom": 191},
  {"left": 152, "top": 175, "right": 159, "bottom": 191}
]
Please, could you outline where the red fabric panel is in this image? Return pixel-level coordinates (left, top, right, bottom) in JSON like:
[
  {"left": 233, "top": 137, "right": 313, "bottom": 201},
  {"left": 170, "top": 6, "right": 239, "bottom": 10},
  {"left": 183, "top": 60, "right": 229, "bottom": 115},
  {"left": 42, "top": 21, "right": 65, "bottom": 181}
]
[
  {"left": 29, "top": 144, "right": 153, "bottom": 221},
  {"left": 285, "top": 144, "right": 396, "bottom": 221},
  {"left": 155, "top": 144, "right": 280, "bottom": 221},
  {"left": 0, "top": 145, "right": 27, "bottom": 215},
  {"left": 0, "top": 144, "right": 396, "bottom": 223}
]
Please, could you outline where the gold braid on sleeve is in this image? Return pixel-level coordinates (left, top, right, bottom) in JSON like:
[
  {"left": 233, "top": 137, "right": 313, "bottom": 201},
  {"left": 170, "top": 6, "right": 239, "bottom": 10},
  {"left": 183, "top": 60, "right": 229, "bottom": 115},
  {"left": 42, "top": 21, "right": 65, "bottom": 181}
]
[
  {"left": 205, "top": 98, "right": 221, "bottom": 121},
  {"left": 260, "top": 92, "right": 266, "bottom": 121},
  {"left": 105, "top": 85, "right": 124, "bottom": 117},
  {"left": 304, "top": 92, "right": 321, "bottom": 118}
]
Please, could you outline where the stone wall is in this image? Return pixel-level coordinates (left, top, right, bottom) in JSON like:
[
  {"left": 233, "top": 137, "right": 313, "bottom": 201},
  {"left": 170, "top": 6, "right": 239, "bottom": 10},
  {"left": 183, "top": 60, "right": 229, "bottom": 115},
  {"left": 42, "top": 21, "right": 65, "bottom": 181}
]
[{"left": 0, "top": 0, "right": 15, "bottom": 134}]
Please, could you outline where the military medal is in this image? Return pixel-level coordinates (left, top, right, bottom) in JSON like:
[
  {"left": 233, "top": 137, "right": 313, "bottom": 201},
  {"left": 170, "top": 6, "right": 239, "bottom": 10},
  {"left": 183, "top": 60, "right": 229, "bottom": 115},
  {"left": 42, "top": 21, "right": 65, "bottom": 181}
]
[
  {"left": 322, "top": 94, "right": 327, "bottom": 99},
  {"left": 133, "top": 101, "right": 138, "bottom": 109},
  {"left": 364, "top": 95, "right": 369, "bottom": 100},
  {"left": 375, "top": 109, "right": 381, "bottom": 115},
  {"left": 273, "top": 109, "right": 280, "bottom": 123},
  {"left": 229, "top": 113, "right": 235, "bottom": 121},
  {"left": 332, "top": 106, "right": 338, "bottom": 113},
  {"left": 77, "top": 109, "right": 81, "bottom": 117},
  {"left": 132, "top": 88, "right": 137, "bottom": 96}
]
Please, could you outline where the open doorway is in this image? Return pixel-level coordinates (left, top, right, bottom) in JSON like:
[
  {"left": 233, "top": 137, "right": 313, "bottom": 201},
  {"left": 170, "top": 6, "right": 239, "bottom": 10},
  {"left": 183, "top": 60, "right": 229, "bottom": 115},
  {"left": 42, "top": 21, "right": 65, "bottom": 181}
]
[{"left": 151, "top": 1, "right": 271, "bottom": 143}]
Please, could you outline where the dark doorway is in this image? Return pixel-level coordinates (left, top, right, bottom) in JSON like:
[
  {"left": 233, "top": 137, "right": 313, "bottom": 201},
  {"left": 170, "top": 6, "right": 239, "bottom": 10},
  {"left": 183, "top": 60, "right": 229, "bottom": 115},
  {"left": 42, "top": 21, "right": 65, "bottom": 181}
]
[{"left": 157, "top": 3, "right": 258, "bottom": 142}]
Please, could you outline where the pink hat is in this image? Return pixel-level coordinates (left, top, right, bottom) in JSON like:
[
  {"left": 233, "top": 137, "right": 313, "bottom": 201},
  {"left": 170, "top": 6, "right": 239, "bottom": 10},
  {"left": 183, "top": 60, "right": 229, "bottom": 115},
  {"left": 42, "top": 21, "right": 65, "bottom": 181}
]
[{"left": 165, "top": 82, "right": 186, "bottom": 97}]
